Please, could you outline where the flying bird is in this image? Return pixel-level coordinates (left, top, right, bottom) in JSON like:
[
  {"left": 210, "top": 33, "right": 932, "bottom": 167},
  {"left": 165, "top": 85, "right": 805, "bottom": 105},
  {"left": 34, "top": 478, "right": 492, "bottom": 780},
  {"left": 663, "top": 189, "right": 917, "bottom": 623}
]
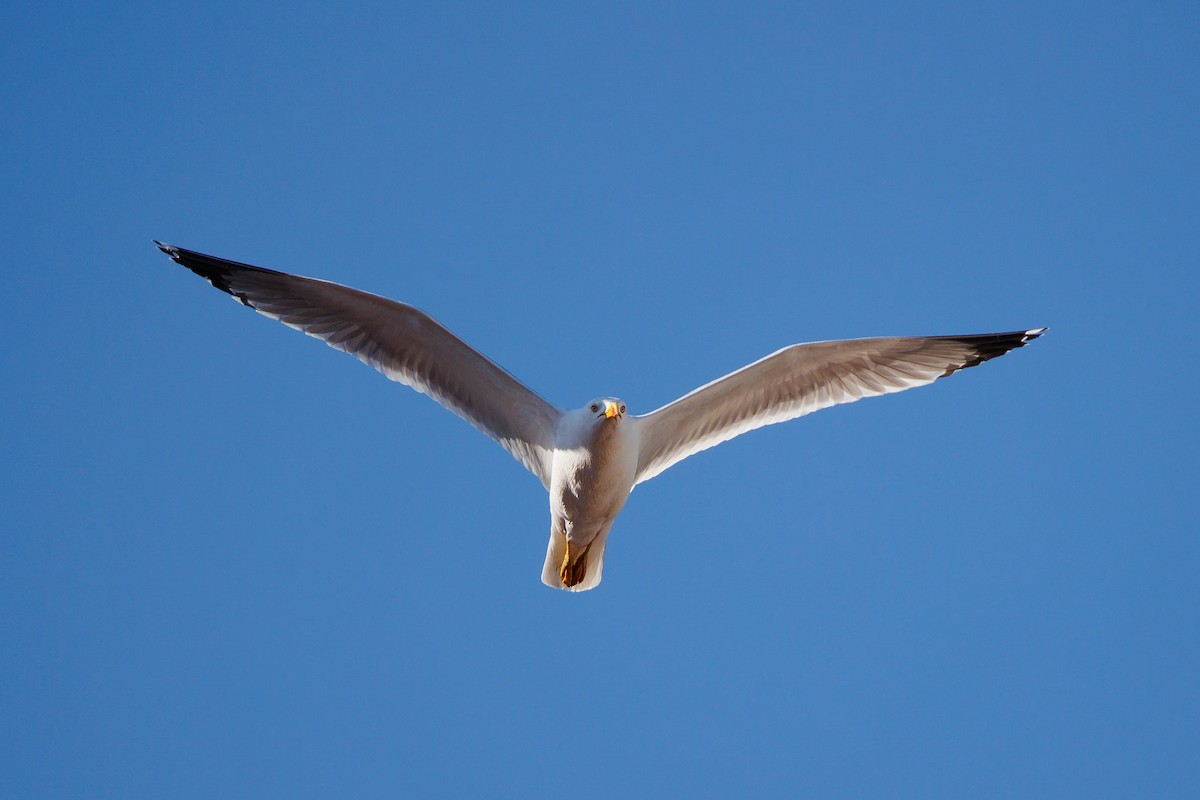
[{"left": 156, "top": 241, "right": 1045, "bottom": 591}]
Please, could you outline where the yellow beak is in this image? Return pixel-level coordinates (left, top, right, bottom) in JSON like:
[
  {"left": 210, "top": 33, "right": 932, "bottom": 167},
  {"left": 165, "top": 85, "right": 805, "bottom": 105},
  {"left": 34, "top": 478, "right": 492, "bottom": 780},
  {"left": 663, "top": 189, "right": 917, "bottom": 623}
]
[{"left": 604, "top": 401, "right": 620, "bottom": 419}]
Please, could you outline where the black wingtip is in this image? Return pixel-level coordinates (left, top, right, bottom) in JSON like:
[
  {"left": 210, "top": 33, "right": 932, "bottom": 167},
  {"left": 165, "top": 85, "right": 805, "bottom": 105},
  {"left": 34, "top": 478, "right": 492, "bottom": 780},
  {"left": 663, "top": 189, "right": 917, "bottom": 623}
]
[
  {"left": 936, "top": 328, "right": 1047, "bottom": 377},
  {"left": 153, "top": 240, "right": 241, "bottom": 299},
  {"left": 152, "top": 241, "right": 292, "bottom": 309}
]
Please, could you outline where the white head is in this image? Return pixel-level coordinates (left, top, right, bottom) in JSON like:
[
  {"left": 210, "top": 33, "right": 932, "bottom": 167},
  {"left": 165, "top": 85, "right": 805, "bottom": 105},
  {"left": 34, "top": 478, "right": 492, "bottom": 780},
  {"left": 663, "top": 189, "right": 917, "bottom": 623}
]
[
  {"left": 586, "top": 397, "right": 627, "bottom": 423},
  {"left": 559, "top": 397, "right": 630, "bottom": 449}
]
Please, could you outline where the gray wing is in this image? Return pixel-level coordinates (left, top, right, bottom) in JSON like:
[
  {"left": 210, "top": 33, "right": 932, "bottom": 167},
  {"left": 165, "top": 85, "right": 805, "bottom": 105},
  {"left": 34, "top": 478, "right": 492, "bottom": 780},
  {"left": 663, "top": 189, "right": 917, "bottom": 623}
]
[
  {"left": 157, "top": 242, "right": 563, "bottom": 488},
  {"left": 634, "top": 329, "right": 1045, "bottom": 484}
]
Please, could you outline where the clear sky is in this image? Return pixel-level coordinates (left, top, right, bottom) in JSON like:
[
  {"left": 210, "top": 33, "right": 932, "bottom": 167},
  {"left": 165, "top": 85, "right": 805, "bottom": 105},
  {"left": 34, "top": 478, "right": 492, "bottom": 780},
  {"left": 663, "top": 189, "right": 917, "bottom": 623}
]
[{"left": 2, "top": 2, "right": 1197, "bottom": 797}]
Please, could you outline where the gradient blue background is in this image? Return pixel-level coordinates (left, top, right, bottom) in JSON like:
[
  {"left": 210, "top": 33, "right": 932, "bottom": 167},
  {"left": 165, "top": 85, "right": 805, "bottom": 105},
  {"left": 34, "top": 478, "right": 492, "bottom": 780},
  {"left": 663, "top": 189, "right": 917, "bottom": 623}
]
[{"left": 3, "top": 2, "right": 1197, "bottom": 797}]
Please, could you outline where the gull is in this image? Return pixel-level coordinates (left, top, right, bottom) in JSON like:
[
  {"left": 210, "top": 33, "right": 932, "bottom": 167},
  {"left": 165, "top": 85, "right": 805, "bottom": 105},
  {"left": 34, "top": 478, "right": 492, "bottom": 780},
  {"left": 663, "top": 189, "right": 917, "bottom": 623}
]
[{"left": 156, "top": 242, "right": 1045, "bottom": 592}]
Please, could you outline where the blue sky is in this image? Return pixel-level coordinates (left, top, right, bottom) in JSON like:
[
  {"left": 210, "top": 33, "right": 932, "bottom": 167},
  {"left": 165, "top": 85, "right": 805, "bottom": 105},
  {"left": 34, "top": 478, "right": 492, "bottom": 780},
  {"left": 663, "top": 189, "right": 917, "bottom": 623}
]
[{"left": 2, "top": 2, "right": 1197, "bottom": 796}]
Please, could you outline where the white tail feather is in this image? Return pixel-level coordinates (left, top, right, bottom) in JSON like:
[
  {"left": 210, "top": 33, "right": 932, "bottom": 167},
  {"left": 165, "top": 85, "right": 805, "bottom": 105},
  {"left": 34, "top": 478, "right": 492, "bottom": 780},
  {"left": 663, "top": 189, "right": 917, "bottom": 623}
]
[{"left": 541, "top": 527, "right": 611, "bottom": 592}]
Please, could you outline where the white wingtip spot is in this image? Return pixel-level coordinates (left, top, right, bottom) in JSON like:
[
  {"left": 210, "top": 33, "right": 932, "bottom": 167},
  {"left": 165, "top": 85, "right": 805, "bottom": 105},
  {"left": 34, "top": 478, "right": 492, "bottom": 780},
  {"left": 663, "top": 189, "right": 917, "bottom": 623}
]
[{"left": 1024, "top": 327, "right": 1048, "bottom": 341}]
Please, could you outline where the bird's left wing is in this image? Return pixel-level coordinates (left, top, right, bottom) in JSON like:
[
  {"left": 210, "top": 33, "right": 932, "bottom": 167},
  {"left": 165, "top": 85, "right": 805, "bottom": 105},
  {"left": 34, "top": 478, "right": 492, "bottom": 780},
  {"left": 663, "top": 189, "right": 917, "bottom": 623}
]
[
  {"left": 634, "top": 330, "right": 1045, "bottom": 484},
  {"left": 156, "top": 242, "right": 563, "bottom": 488}
]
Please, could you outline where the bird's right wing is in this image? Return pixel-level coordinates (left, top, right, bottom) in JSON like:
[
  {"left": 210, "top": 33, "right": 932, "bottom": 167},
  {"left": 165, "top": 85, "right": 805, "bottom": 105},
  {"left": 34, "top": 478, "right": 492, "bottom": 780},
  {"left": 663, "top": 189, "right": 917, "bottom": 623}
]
[
  {"left": 634, "top": 330, "right": 1045, "bottom": 484},
  {"left": 157, "top": 242, "right": 563, "bottom": 488}
]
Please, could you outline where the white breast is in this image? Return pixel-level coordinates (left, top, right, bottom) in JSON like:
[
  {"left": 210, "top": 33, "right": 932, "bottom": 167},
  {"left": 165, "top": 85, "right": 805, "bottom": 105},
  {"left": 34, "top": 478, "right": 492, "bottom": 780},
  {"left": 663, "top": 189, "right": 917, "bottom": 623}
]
[{"left": 548, "top": 410, "right": 641, "bottom": 538}]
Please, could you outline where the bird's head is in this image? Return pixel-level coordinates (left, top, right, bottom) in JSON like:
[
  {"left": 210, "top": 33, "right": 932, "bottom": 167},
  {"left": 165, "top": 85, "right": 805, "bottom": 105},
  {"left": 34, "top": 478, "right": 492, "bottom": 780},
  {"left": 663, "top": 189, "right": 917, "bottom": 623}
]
[{"left": 587, "top": 397, "right": 626, "bottom": 422}]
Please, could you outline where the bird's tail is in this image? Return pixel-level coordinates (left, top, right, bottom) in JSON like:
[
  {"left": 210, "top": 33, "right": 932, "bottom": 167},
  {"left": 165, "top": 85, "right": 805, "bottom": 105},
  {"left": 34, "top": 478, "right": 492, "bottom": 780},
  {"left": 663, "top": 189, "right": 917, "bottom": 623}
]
[{"left": 541, "top": 526, "right": 610, "bottom": 592}]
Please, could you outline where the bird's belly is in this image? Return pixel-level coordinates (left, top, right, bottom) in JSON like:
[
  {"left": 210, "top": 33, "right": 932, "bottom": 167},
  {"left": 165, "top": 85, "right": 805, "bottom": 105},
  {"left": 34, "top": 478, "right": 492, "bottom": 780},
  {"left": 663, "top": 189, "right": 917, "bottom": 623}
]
[{"left": 550, "top": 455, "right": 634, "bottom": 541}]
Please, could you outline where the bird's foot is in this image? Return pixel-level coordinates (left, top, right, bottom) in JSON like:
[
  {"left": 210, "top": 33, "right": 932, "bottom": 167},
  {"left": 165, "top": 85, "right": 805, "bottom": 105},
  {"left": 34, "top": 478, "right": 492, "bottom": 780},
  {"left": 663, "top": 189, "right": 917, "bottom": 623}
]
[{"left": 559, "top": 540, "right": 592, "bottom": 588}]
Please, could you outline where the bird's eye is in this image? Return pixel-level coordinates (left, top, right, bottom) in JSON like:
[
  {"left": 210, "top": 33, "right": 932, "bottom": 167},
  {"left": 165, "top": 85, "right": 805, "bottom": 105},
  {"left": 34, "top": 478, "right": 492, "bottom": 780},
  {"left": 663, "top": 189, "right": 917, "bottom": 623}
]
[
  {"left": 620, "top": 405, "right": 626, "bottom": 413},
  {"left": 590, "top": 403, "right": 599, "bottom": 412}
]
